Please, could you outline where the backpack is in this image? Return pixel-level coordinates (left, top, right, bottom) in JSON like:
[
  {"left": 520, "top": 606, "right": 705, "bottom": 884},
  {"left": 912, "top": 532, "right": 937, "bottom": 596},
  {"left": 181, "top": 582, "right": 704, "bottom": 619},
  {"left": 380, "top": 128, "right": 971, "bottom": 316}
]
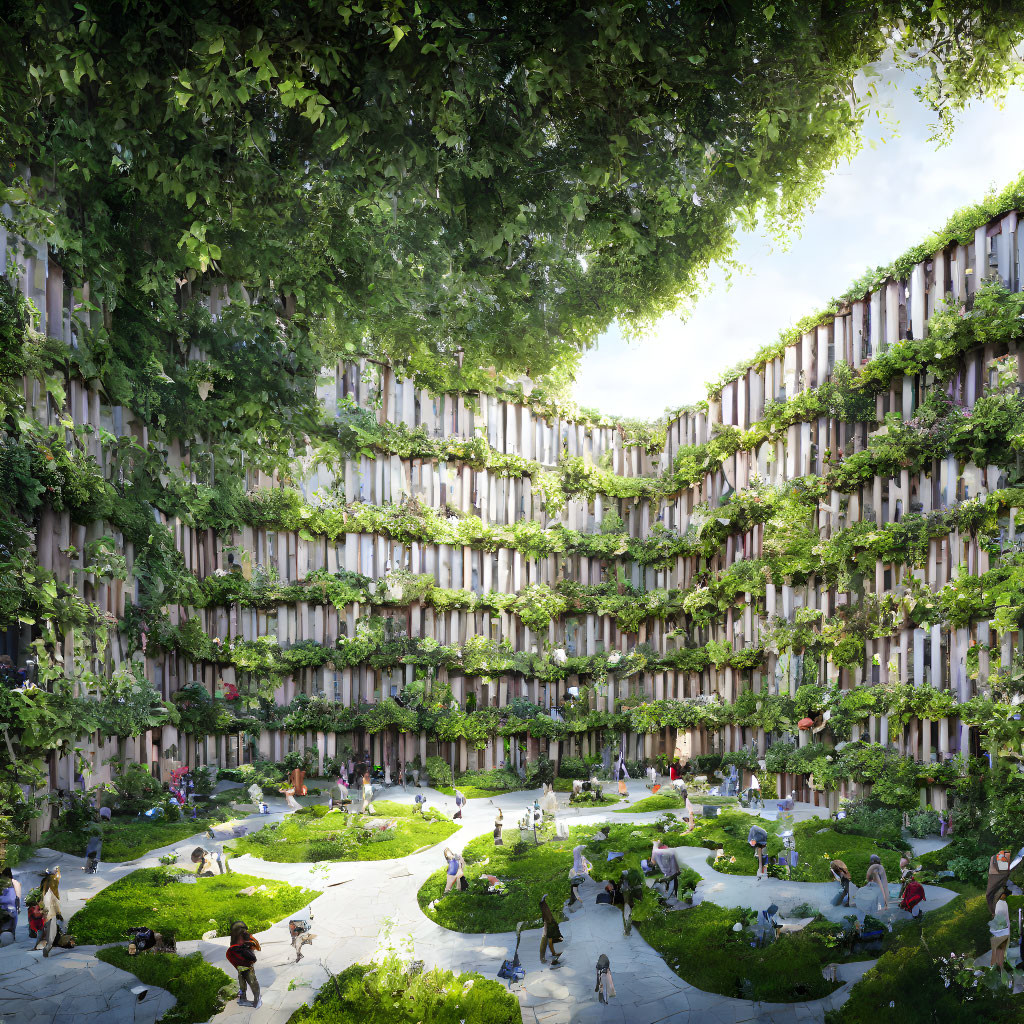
[{"left": 226, "top": 942, "right": 257, "bottom": 968}]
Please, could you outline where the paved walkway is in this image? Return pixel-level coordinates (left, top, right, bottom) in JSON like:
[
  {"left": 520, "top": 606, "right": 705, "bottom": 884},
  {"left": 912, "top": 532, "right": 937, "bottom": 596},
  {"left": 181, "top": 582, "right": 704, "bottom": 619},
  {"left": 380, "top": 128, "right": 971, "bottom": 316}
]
[{"left": 0, "top": 782, "right": 954, "bottom": 1024}]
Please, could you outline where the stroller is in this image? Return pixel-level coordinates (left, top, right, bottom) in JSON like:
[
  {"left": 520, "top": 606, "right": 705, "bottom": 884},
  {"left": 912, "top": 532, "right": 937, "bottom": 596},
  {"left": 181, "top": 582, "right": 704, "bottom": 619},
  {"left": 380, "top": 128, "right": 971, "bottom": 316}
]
[{"left": 497, "top": 921, "right": 526, "bottom": 989}]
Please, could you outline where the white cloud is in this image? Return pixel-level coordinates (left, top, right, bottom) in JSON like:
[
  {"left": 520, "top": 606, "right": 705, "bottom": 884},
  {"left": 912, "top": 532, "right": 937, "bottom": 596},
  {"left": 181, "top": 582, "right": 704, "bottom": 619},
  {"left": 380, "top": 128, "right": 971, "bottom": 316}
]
[{"left": 574, "top": 80, "right": 1024, "bottom": 418}]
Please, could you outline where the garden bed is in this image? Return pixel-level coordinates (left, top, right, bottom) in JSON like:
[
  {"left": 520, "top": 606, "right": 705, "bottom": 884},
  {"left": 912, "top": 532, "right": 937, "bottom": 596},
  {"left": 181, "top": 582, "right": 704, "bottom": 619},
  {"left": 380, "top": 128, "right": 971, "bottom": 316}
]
[
  {"left": 638, "top": 902, "right": 842, "bottom": 1002},
  {"left": 418, "top": 822, "right": 696, "bottom": 933},
  {"left": 792, "top": 817, "right": 904, "bottom": 882},
  {"left": 829, "top": 890, "right": 1022, "bottom": 1023},
  {"left": 287, "top": 958, "right": 520, "bottom": 1024},
  {"left": 613, "top": 792, "right": 736, "bottom": 814},
  {"left": 227, "top": 800, "right": 458, "bottom": 862},
  {"left": 40, "top": 807, "right": 237, "bottom": 862},
  {"left": 68, "top": 867, "right": 318, "bottom": 943},
  {"left": 95, "top": 947, "right": 233, "bottom": 1024}
]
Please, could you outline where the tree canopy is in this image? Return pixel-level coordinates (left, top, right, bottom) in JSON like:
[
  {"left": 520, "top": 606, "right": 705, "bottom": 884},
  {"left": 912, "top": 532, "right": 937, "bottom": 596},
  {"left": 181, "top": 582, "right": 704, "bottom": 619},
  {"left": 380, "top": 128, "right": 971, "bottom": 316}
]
[{"left": 2, "top": 0, "right": 1023, "bottom": 383}]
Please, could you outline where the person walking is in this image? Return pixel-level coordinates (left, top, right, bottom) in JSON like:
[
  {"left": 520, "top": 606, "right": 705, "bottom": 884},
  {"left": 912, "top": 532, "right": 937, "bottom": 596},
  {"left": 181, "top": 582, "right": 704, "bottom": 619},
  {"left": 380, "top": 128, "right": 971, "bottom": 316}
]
[
  {"left": 747, "top": 824, "right": 769, "bottom": 880},
  {"left": 990, "top": 884, "right": 1012, "bottom": 974},
  {"left": 595, "top": 953, "right": 615, "bottom": 1003},
  {"left": 227, "top": 920, "right": 262, "bottom": 1008},
  {"left": 454, "top": 789, "right": 466, "bottom": 820},
  {"left": 36, "top": 868, "right": 62, "bottom": 957},
  {"left": 539, "top": 894, "right": 562, "bottom": 964},
  {"left": 748, "top": 772, "right": 763, "bottom": 809},
  {"left": 442, "top": 847, "right": 464, "bottom": 896},
  {"left": 568, "top": 845, "right": 591, "bottom": 908}
]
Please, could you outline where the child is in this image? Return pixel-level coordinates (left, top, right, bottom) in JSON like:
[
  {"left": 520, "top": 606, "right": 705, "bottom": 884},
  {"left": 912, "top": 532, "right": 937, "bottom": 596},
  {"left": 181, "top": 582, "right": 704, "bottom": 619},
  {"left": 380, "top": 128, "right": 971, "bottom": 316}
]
[
  {"left": 27, "top": 899, "right": 45, "bottom": 941},
  {"left": 226, "top": 920, "right": 262, "bottom": 1008}
]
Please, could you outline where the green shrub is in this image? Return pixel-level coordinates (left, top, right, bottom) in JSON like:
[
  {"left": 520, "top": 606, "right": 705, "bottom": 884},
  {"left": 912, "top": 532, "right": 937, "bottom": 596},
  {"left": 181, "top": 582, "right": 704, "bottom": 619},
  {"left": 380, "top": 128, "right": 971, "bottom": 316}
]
[
  {"left": 524, "top": 753, "right": 554, "bottom": 787},
  {"left": 287, "top": 957, "right": 520, "bottom": 1024},
  {"left": 425, "top": 756, "right": 453, "bottom": 788},
  {"left": 830, "top": 803, "right": 904, "bottom": 847},
  {"left": 907, "top": 809, "right": 943, "bottom": 838},
  {"left": 95, "top": 948, "right": 233, "bottom": 1024},
  {"left": 556, "top": 756, "right": 590, "bottom": 779}
]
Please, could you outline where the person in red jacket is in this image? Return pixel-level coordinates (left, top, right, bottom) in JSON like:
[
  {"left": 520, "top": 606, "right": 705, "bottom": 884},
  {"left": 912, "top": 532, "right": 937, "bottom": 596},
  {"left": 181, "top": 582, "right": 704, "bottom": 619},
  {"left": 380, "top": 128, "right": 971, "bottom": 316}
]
[
  {"left": 899, "top": 876, "right": 926, "bottom": 917},
  {"left": 226, "top": 920, "right": 262, "bottom": 1008}
]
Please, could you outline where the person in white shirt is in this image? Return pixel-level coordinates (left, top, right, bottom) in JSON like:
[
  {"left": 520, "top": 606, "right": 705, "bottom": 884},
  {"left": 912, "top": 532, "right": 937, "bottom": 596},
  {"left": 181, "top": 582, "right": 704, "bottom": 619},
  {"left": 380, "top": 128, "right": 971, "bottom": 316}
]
[
  {"left": 748, "top": 773, "right": 763, "bottom": 809},
  {"left": 990, "top": 885, "right": 1011, "bottom": 972}
]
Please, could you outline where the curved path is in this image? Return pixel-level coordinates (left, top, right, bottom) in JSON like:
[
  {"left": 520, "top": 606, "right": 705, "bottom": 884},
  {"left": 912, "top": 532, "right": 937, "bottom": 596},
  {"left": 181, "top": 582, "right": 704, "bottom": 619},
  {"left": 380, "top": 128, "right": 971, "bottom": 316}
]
[{"left": 0, "top": 782, "right": 953, "bottom": 1024}]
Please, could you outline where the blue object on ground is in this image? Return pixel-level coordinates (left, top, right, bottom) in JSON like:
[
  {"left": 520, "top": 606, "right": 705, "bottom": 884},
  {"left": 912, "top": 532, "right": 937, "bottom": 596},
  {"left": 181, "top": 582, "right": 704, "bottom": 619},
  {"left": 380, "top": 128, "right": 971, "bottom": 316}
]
[{"left": 607, "top": 851, "right": 624, "bottom": 861}]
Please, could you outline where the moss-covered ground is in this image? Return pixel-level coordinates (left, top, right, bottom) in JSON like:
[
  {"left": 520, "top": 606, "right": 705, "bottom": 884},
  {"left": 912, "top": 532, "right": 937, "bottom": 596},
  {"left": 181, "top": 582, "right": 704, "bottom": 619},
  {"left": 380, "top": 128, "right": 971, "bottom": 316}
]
[
  {"left": 227, "top": 801, "right": 458, "bottom": 862},
  {"left": 95, "top": 947, "right": 234, "bottom": 1024},
  {"left": 68, "top": 867, "right": 318, "bottom": 942}
]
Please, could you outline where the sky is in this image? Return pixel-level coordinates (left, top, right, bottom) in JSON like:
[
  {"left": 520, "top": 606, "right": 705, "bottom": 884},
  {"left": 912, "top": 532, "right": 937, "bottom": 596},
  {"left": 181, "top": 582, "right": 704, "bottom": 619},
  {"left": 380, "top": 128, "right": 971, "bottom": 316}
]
[{"left": 572, "top": 76, "right": 1024, "bottom": 419}]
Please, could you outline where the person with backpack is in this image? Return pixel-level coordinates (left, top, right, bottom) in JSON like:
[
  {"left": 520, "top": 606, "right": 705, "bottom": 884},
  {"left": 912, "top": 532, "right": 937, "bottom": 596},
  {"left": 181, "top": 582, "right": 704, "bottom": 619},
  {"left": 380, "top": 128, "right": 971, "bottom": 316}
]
[{"left": 226, "top": 920, "right": 262, "bottom": 1008}]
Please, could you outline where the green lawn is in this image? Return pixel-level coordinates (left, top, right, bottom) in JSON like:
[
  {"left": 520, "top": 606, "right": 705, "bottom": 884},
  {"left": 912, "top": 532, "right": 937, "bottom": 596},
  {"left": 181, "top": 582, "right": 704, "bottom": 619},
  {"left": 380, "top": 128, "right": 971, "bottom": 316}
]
[
  {"left": 96, "top": 947, "right": 233, "bottom": 1024},
  {"left": 435, "top": 784, "right": 526, "bottom": 799},
  {"left": 792, "top": 817, "right": 904, "bottom": 883},
  {"left": 227, "top": 801, "right": 458, "bottom": 862},
  {"left": 287, "top": 958, "right": 520, "bottom": 1024},
  {"left": 41, "top": 808, "right": 236, "bottom": 861},
  {"left": 68, "top": 867, "right": 318, "bottom": 943},
  {"left": 615, "top": 792, "right": 737, "bottom": 813},
  {"left": 831, "top": 889, "right": 1022, "bottom": 1023},
  {"left": 418, "top": 821, "right": 696, "bottom": 933},
  {"left": 645, "top": 808, "right": 782, "bottom": 875},
  {"left": 638, "top": 902, "right": 841, "bottom": 1002}
]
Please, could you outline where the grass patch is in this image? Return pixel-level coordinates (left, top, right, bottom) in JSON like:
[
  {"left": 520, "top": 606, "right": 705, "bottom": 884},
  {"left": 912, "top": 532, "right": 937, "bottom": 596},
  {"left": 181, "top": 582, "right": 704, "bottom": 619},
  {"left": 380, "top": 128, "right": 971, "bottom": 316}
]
[
  {"left": 40, "top": 808, "right": 236, "bottom": 861},
  {"left": 69, "top": 867, "right": 318, "bottom": 943},
  {"left": 95, "top": 947, "right": 233, "bottom": 1024},
  {"left": 287, "top": 957, "right": 520, "bottom": 1024},
  {"left": 793, "top": 817, "right": 904, "bottom": 882},
  {"left": 828, "top": 889, "right": 1021, "bottom": 1023},
  {"left": 649, "top": 808, "right": 782, "bottom": 875},
  {"left": 435, "top": 784, "right": 526, "bottom": 799},
  {"left": 418, "top": 821, "right": 693, "bottom": 933},
  {"left": 639, "top": 902, "right": 841, "bottom": 1002},
  {"left": 227, "top": 801, "right": 457, "bottom": 862},
  {"left": 615, "top": 793, "right": 738, "bottom": 814}
]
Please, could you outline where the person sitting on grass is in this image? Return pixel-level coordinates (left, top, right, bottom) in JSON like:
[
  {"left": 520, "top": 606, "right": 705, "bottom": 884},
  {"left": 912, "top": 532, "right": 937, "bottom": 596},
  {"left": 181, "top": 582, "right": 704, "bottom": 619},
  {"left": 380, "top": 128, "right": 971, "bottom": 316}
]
[
  {"left": 747, "top": 824, "right": 769, "bottom": 880},
  {"left": 226, "top": 920, "right": 262, "bottom": 1009},
  {"left": 191, "top": 847, "right": 226, "bottom": 877},
  {"left": 830, "top": 859, "right": 852, "bottom": 907}
]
